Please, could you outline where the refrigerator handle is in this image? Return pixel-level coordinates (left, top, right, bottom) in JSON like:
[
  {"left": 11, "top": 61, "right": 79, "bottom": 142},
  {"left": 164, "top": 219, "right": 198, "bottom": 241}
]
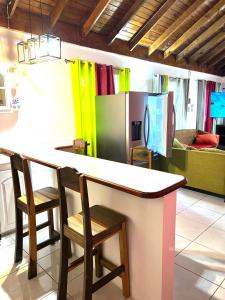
[
  {"left": 173, "top": 104, "right": 176, "bottom": 141},
  {"left": 144, "top": 106, "right": 150, "bottom": 147}
]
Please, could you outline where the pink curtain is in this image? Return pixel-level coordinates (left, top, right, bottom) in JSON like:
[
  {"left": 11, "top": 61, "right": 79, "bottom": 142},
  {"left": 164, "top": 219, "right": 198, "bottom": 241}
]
[
  {"left": 95, "top": 64, "right": 115, "bottom": 95},
  {"left": 204, "top": 81, "right": 216, "bottom": 132}
]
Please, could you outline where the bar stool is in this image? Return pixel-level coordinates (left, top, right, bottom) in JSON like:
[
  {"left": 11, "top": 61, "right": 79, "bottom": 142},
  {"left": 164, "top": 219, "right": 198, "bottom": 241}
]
[
  {"left": 10, "top": 153, "right": 60, "bottom": 279},
  {"left": 55, "top": 138, "right": 90, "bottom": 156},
  {"left": 57, "top": 166, "right": 130, "bottom": 300},
  {"left": 130, "top": 146, "right": 152, "bottom": 168}
]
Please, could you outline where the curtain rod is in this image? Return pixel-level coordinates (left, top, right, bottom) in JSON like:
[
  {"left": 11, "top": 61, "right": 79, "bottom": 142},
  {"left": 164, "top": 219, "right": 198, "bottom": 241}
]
[{"left": 64, "top": 59, "right": 121, "bottom": 71}]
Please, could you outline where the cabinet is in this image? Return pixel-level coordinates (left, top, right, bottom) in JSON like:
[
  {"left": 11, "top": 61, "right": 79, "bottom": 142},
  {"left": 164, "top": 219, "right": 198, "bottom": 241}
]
[
  {"left": 0, "top": 167, "right": 26, "bottom": 235},
  {"left": 216, "top": 124, "right": 225, "bottom": 149}
]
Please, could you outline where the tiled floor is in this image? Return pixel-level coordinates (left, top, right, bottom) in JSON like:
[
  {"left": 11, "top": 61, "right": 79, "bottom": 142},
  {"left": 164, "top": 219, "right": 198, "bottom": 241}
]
[{"left": 1, "top": 188, "right": 225, "bottom": 299}]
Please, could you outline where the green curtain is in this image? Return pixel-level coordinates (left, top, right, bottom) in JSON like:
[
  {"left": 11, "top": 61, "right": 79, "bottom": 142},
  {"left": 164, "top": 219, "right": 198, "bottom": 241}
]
[
  {"left": 70, "top": 59, "right": 97, "bottom": 157},
  {"left": 161, "top": 75, "right": 168, "bottom": 92},
  {"left": 119, "top": 68, "right": 130, "bottom": 92}
]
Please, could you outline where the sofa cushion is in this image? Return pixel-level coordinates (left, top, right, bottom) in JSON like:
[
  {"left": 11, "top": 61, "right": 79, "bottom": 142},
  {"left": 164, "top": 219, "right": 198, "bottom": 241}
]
[
  {"left": 195, "top": 133, "right": 219, "bottom": 146},
  {"left": 198, "top": 147, "right": 225, "bottom": 154},
  {"left": 173, "top": 138, "right": 186, "bottom": 149},
  {"left": 175, "top": 129, "right": 197, "bottom": 145}
]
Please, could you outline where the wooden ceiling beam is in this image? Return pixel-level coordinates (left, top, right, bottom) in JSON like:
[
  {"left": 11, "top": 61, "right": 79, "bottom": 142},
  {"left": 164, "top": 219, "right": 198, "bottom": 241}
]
[
  {"left": 7, "top": 0, "right": 20, "bottom": 18},
  {"left": 107, "top": 0, "right": 145, "bottom": 45},
  {"left": 0, "top": 5, "right": 219, "bottom": 76},
  {"left": 129, "top": 0, "right": 176, "bottom": 51},
  {"left": 50, "top": 0, "right": 69, "bottom": 29},
  {"left": 148, "top": 0, "right": 204, "bottom": 56},
  {"left": 176, "top": 13, "right": 225, "bottom": 61},
  {"left": 200, "top": 39, "right": 225, "bottom": 65},
  {"left": 214, "top": 56, "right": 225, "bottom": 71},
  {"left": 164, "top": 0, "right": 225, "bottom": 59},
  {"left": 207, "top": 45, "right": 225, "bottom": 66},
  {"left": 189, "top": 31, "right": 225, "bottom": 63},
  {"left": 82, "top": 0, "right": 111, "bottom": 37}
]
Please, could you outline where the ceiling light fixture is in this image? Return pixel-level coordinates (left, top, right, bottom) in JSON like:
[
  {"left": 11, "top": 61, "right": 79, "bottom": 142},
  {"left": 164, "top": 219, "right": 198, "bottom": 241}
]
[{"left": 17, "top": 0, "right": 61, "bottom": 64}]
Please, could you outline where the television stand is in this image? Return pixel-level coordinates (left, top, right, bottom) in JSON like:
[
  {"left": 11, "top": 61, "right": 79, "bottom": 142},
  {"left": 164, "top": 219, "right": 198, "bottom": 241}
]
[{"left": 216, "top": 124, "right": 225, "bottom": 148}]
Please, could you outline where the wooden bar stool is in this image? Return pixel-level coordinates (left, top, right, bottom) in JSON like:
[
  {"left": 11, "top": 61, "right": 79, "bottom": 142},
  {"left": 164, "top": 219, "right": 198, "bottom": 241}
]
[
  {"left": 130, "top": 146, "right": 152, "bottom": 168},
  {"left": 10, "top": 153, "right": 60, "bottom": 279},
  {"left": 55, "top": 138, "right": 90, "bottom": 156},
  {"left": 57, "top": 166, "right": 130, "bottom": 300}
]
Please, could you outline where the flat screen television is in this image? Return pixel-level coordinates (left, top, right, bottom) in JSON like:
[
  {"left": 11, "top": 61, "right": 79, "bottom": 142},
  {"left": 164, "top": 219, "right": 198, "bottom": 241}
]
[
  {"left": 146, "top": 92, "right": 174, "bottom": 157},
  {"left": 210, "top": 92, "right": 225, "bottom": 118}
]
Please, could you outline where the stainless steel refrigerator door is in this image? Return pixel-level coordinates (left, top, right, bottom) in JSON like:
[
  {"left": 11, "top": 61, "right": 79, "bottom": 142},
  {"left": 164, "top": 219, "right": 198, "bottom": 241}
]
[
  {"left": 96, "top": 94, "right": 127, "bottom": 163},
  {"left": 127, "top": 92, "right": 148, "bottom": 160}
]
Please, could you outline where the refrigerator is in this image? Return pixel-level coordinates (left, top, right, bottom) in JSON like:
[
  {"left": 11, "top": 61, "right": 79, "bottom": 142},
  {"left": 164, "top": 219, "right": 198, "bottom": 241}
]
[{"left": 95, "top": 91, "right": 174, "bottom": 163}]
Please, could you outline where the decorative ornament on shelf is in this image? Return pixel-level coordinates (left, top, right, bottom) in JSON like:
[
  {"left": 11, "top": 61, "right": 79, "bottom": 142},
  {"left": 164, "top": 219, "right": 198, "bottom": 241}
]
[{"left": 16, "top": 0, "right": 61, "bottom": 64}]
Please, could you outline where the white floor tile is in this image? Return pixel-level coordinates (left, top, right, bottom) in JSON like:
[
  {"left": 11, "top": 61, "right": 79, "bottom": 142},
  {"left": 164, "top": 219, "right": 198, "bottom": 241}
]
[
  {"left": 176, "top": 189, "right": 203, "bottom": 207},
  {"left": 195, "top": 227, "right": 225, "bottom": 253},
  {"left": 67, "top": 273, "right": 126, "bottom": 300},
  {"left": 173, "top": 265, "right": 218, "bottom": 300},
  {"left": 212, "top": 215, "right": 225, "bottom": 232},
  {"left": 221, "top": 278, "right": 225, "bottom": 289},
  {"left": 175, "top": 235, "right": 191, "bottom": 256},
  {"left": 195, "top": 195, "right": 225, "bottom": 214},
  {"left": 40, "top": 290, "right": 73, "bottom": 299},
  {"left": 178, "top": 205, "right": 222, "bottom": 226},
  {"left": 176, "top": 201, "right": 190, "bottom": 214},
  {"left": 176, "top": 215, "right": 209, "bottom": 240},
  {"left": 38, "top": 250, "right": 83, "bottom": 283},
  {"left": 23, "top": 228, "right": 60, "bottom": 260},
  {"left": 175, "top": 242, "right": 225, "bottom": 285},
  {"left": 0, "top": 244, "right": 28, "bottom": 279},
  {"left": 0, "top": 235, "right": 14, "bottom": 249},
  {"left": 0, "top": 265, "right": 57, "bottom": 300},
  {"left": 211, "top": 287, "right": 225, "bottom": 299}
]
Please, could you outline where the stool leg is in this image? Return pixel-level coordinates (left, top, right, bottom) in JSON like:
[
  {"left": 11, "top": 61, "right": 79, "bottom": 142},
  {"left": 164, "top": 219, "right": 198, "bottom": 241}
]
[
  {"left": 57, "top": 234, "right": 69, "bottom": 300},
  {"left": 28, "top": 214, "right": 37, "bottom": 279},
  {"left": 15, "top": 207, "right": 23, "bottom": 263},
  {"left": 47, "top": 209, "right": 55, "bottom": 245},
  {"left": 83, "top": 244, "right": 93, "bottom": 300},
  {"left": 119, "top": 222, "right": 130, "bottom": 298},
  {"left": 95, "top": 245, "right": 103, "bottom": 278}
]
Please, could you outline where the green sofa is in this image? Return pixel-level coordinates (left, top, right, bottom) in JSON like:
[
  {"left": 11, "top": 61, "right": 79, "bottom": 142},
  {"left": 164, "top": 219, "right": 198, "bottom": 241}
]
[{"left": 157, "top": 130, "right": 225, "bottom": 196}]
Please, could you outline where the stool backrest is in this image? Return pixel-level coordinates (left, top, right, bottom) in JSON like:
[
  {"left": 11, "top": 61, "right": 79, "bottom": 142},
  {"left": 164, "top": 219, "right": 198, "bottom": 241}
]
[
  {"left": 10, "top": 153, "right": 35, "bottom": 212},
  {"left": 73, "top": 138, "right": 89, "bottom": 156},
  {"left": 57, "top": 167, "right": 92, "bottom": 241}
]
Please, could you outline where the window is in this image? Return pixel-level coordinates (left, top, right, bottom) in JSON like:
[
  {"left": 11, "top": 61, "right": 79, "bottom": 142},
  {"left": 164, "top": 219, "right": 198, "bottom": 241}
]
[{"left": 0, "top": 72, "right": 10, "bottom": 112}]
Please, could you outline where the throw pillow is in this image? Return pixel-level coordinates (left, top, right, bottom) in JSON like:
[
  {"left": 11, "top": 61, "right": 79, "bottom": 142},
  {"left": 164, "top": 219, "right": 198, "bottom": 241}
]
[
  {"left": 173, "top": 138, "right": 186, "bottom": 149},
  {"left": 195, "top": 133, "right": 219, "bottom": 146},
  {"left": 192, "top": 143, "right": 215, "bottom": 149}
]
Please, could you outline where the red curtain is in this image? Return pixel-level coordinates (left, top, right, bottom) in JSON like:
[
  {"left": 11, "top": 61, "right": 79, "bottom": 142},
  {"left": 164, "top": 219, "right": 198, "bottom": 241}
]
[
  {"left": 204, "top": 81, "right": 216, "bottom": 132},
  {"left": 95, "top": 64, "right": 115, "bottom": 95}
]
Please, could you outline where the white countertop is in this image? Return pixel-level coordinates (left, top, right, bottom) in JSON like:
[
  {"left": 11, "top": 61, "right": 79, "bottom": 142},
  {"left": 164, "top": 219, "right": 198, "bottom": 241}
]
[{"left": 0, "top": 141, "right": 186, "bottom": 198}]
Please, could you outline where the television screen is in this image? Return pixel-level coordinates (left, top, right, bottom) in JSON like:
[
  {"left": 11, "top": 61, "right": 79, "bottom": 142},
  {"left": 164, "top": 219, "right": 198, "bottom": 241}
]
[
  {"left": 146, "top": 92, "right": 174, "bottom": 157},
  {"left": 210, "top": 92, "right": 225, "bottom": 118}
]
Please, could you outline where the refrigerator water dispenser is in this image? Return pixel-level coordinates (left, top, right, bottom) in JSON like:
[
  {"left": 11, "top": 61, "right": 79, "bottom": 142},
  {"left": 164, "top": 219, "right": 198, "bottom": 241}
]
[{"left": 132, "top": 121, "right": 142, "bottom": 141}]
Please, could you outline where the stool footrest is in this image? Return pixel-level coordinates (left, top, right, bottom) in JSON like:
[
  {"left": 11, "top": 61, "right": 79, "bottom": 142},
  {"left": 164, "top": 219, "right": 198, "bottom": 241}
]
[
  {"left": 22, "top": 221, "right": 52, "bottom": 237},
  {"left": 68, "top": 248, "right": 98, "bottom": 272},
  {"left": 92, "top": 265, "right": 124, "bottom": 293},
  {"left": 100, "top": 258, "right": 123, "bottom": 278},
  {"left": 37, "top": 230, "right": 60, "bottom": 250}
]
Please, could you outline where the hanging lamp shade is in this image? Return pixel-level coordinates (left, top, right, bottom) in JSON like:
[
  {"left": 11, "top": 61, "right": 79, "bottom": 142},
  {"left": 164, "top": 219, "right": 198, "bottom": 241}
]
[{"left": 39, "top": 33, "right": 61, "bottom": 61}]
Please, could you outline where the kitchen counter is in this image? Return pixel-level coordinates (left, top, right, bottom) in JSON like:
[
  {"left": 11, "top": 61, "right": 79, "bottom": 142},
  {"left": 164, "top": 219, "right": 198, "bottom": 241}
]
[
  {"left": 0, "top": 141, "right": 186, "bottom": 300},
  {"left": 0, "top": 142, "right": 186, "bottom": 198}
]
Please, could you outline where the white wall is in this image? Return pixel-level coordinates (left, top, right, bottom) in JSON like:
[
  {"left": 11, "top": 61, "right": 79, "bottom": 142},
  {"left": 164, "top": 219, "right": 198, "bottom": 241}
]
[
  {"left": 0, "top": 27, "right": 75, "bottom": 145},
  {"left": 0, "top": 26, "right": 224, "bottom": 145}
]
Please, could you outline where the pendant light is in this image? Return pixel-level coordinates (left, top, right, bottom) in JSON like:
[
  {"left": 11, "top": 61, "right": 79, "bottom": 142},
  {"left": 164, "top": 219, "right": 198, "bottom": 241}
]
[
  {"left": 38, "top": 0, "right": 61, "bottom": 62},
  {"left": 17, "top": 0, "right": 61, "bottom": 64}
]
